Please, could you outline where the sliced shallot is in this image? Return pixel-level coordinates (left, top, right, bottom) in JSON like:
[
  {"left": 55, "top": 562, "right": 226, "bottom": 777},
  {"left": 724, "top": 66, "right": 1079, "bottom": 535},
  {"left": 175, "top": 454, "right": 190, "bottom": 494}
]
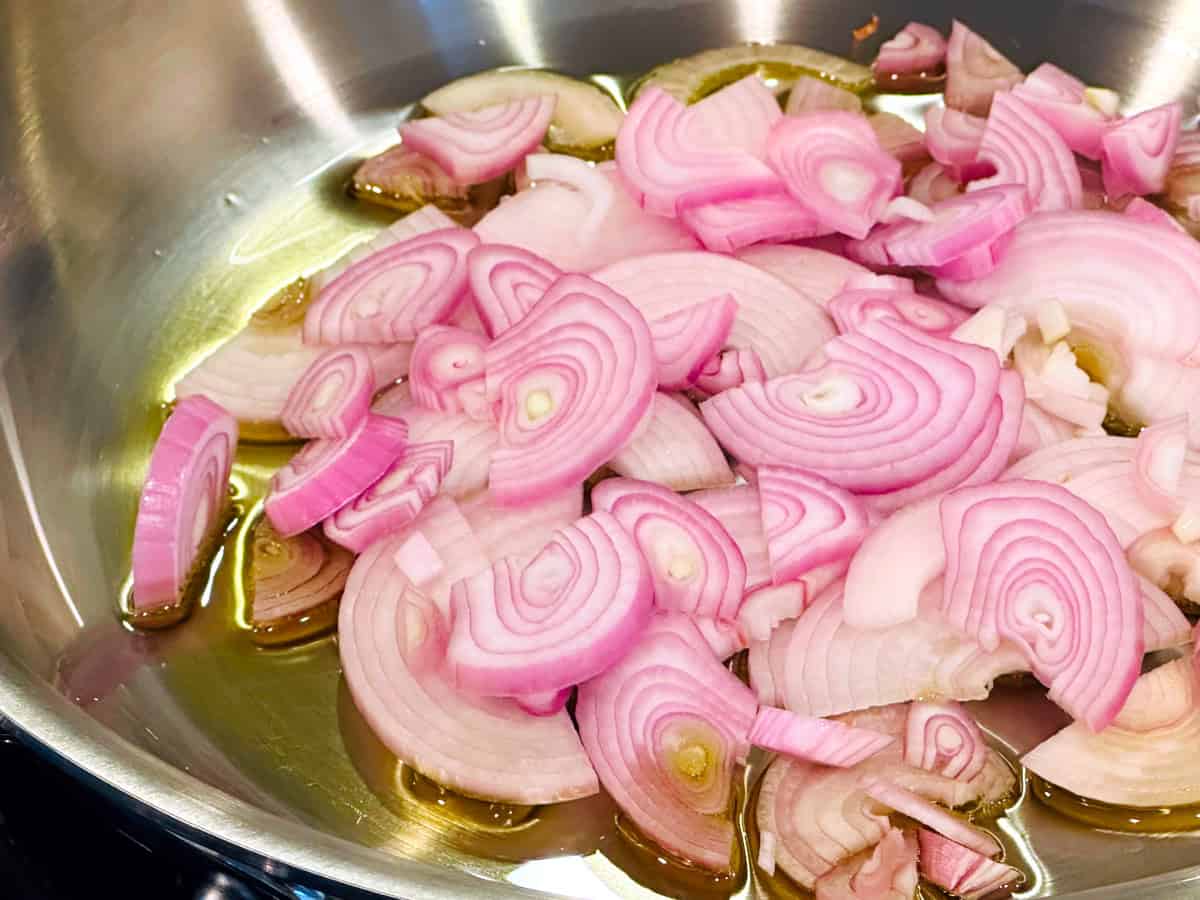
[
  {"left": 592, "top": 477, "right": 747, "bottom": 621},
  {"left": 701, "top": 317, "right": 1005, "bottom": 499},
  {"left": 523, "top": 152, "right": 615, "bottom": 239},
  {"left": 466, "top": 243, "right": 560, "bottom": 338},
  {"left": 575, "top": 614, "right": 758, "bottom": 870},
  {"left": 679, "top": 192, "right": 824, "bottom": 253},
  {"left": 939, "top": 479, "right": 1143, "bottom": 731},
  {"left": 616, "top": 86, "right": 779, "bottom": 217},
  {"left": 814, "top": 829, "right": 919, "bottom": 900},
  {"left": 372, "top": 382, "right": 497, "bottom": 499},
  {"left": 592, "top": 250, "right": 835, "bottom": 378},
  {"left": 874, "top": 22, "right": 947, "bottom": 76},
  {"left": 917, "top": 829, "right": 1024, "bottom": 900},
  {"left": 969, "top": 92, "right": 1083, "bottom": 212},
  {"left": 132, "top": 396, "right": 237, "bottom": 616},
  {"left": 923, "top": 107, "right": 986, "bottom": 173},
  {"left": 944, "top": 20, "right": 1023, "bottom": 116},
  {"left": 399, "top": 95, "right": 556, "bottom": 185},
  {"left": 304, "top": 228, "right": 479, "bottom": 345},
  {"left": 1134, "top": 415, "right": 1188, "bottom": 518},
  {"left": 649, "top": 295, "right": 738, "bottom": 389},
  {"left": 609, "top": 392, "right": 734, "bottom": 491},
  {"left": 1101, "top": 102, "right": 1182, "bottom": 198},
  {"left": 749, "top": 707, "right": 894, "bottom": 767},
  {"left": 903, "top": 701, "right": 988, "bottom": 781},
  {"left": 765, "top": 111, "right": 902, "bottom": 239},
  {"left": 264, "top": 413, "right": 408, "bottom": 538},
  {"left": 407, "top": 325, "right": 489, "bottom": 417},
  {"left": 1012, "top": 62, "right": 1112, "bottom": 159},
  {"left": 828, "top": 286, "right": 968, "bottom": 339},
  {"left": 280, "top": 347, "right": 374, "bottom": 439},
  {"left": 757, "top": 466, "right": 870, "bottom": 585},
  {"left": 861, "top": 779, "right": 1001, "bottom": 857},
  {"left": 461, "top": 486, "right": 582, "bottom": 566},
  {"left": 756, "top": 704, "right": 1015, "bottom": 888},
  {"left": 1022, "top": 658, "right": 1200, "bottom": 807},
  {"left": 323, "top": 440, "right": 452, "bottom": 553},
  {"left": 248, "top": 520, "right": 352, "bottom": 644},
  {"left": 485, "top": 273, "right": 656, "bottom": 506},
  {"left": 785, "top": 76, "right": 863, "bottom": 115},
  {"left": 338, "top": 531, "right": 598, "bottom": 805},
  {"left": 446, "top": 510, "right": 654, "bottom": 696},
  {"left": 693, "top": 348, "right": 768, "bottom": 395},
  {"left": 691, "top": 484, "right": 773, "bottom": 591}
]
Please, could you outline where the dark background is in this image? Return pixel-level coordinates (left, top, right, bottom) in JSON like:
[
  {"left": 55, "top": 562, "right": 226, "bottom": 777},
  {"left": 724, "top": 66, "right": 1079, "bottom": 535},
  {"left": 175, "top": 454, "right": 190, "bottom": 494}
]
[{"left": 0, "top": 731, "right": 292, "bottom": 900}]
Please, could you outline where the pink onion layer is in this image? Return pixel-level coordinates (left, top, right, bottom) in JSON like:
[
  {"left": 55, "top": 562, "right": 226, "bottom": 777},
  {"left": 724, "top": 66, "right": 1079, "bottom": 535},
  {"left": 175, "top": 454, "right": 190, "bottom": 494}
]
[
  {"left": 466, "top": 243, "right": 560, "bottom": 338},
  {"left": 682, "top": 74, "right": 783, "bottom": 158},
  {"left": 828, "top": 286, "right": 969, "bottom": 338},
  {"left": 1101, "top": 102, "right": 1182, "bottom": 199},
  {"left": 372, "top": 383, "right": 496, "bottom": 499},
  {"left": 616, "top": 85, "right": 780, "bottom": 217},
  {"left": 923, "top": 107, "right": 986, "bottom": 171},
  {"left": 691, "top": 485, "right": 772, "bottom": 591},
  {"left": 399, "top": 95, "right": 556, "bottom": 185},
  {"left": 757, "top": 466, "right": 870, "bottom": 584},
  {"left": 338, "top": 531, "right": 598, "bottom": 804},
  {"left": 918, "top": 828, "right": 1024, "bottom": 900},
  {"left": 940, "top": 479, "right": 1144, "bottom": 731},
  {"left": 485, "top": 273, "right": 655, "bottom": 506},
  {"left": 771, "top": 585, "right": 1027, "bottom": 718},
  {"left": 861, "top": 779, "right": 1000, "bottom": 857},
  {"left": 701, "top": 317, "right": 1004, "bottom": 498},
  {"left": 738, "top": 582, "right": 807, "bottom": 643},
  {"left": 944, "top": 19, "right": 1023, "bottom": 116},
  {"left": 750, "top": 707, "right": 895, "bottom": 767},
  {"left": 679, "top": 191, "right": 824, "bottom": 253},
  {"left": 903, "top": 701, "right": 988, "bottom": 781},
  {"left": 610, "top": 392, "right": 734, "bottom": 492},
  {"left": 694, "top": 348, "right": 768, "bottom": 395},
  {"left": 850, "top": 184, "right": 1030, "bottom": 270},
  {"left": 407, "top": 325, "right": 489, "bottom": 417},
  {"left": 969, "top": 91, "right": 1083, "bottom": 212},
  {"left": 575, "top": 614, "right": 758, "bottom": 870},
  {"left": 304, "top": 228, "right": 478, "bottom": 345},
  {"left": 446, "top": 510, "right": 654, "bottom": 696},
  {"left": 461, "top": 486, "right": 583, "bottom": 566},
  {"left": 1134, "top": 415, "right": 1188, "bottom": 518},
  {"left": 765, "top": 112, "right": 903, "bottom": 239},
  {"left": 756, "top": 704, "right": 1015, "bottom": 888},
  {"left": 323, "top": 440, "right": 452, "bottom": 553},
  {"left": 132, "top": 396, "right": 237, "bottom": 611},
  {"left": 280, "top": 347, "right": 374, "bottom": 439},
  {"left": 592, "top": 477, "right": 747, "bottom": 621},
  {"left": 734, "top": 244, "right": 868, "bottom": 309},
  {"left": 592, "top": 250, "right": 835, "bottom": 378},
  {"left": 874, "top": 22, "right": 947, "bottom": 75},
  {"left": 814, "top": 828, "right": 919, "bottom": 900},
  {"left": 908, "top": 163, "right": 962, "bottom": 206},
  {"left": 650, "top": 295, "right": 738, "bottom": 389},
  {"left": 1013, "top": 62, "right": 1112, "bottom": 159},
  {"left": 265, "top": 414, "right": 408, "bottom": 538}
]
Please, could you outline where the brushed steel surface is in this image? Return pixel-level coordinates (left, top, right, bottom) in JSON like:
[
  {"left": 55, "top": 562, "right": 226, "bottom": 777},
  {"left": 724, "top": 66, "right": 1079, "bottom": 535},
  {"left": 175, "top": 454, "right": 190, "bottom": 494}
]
[{"left": 2, "top": 1, "right": 1200, "bottom": 898}]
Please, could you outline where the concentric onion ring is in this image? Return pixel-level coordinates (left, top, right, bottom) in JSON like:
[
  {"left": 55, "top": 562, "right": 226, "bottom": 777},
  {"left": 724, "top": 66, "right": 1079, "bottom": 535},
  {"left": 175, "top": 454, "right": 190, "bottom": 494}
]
[
  {"left": 132, "top": 396, "right": 237, "bottom": 616},
  {"left": 484, "top": 273, "right": 656, "bottom": 506},
  {"left": 701, "top": 317, "right": 1004, "bottom": 498},
  {"left": 466, "top": 243, "right": 560, "bottom": 338},
  {"left": 939, "top": 478, "right": 1144, "bottom": 731},
  {"left": 338, "top": 531, "right": 598, "bottom": 805},
  {"left": 304, "top": 228, "right": 478, "bottom": 345},
  {"left": 446, "top": 510, "right": 654, "bottom": 696},
  {"left": 575, "top": 614, "right": 758, "bottom": 870},
  {"left": 407, "top": 324, "right": 489, "bottom": 417},
  {"left": 592, "top": 477, "right": 747, "bottom": 621},
  {"left": 903, "top": 701, "right": 988, "bottom": 781}
]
